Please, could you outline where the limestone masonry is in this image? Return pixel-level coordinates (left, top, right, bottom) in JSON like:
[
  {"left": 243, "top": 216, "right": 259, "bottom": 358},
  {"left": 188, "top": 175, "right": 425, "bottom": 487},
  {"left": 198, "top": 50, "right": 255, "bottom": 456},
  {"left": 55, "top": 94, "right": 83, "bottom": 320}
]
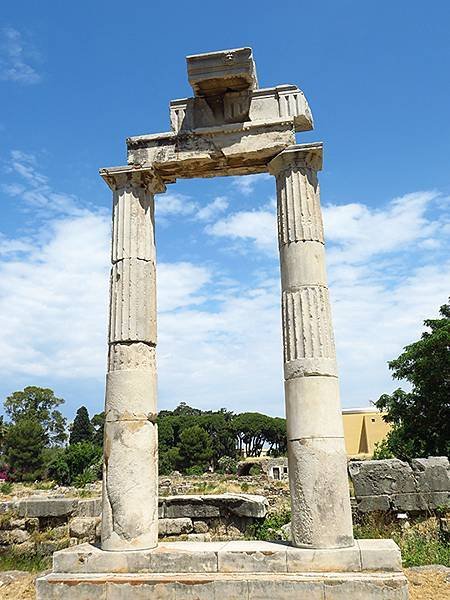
[{"left": 37, "top": 47, "right": 409, "bottom": 598}]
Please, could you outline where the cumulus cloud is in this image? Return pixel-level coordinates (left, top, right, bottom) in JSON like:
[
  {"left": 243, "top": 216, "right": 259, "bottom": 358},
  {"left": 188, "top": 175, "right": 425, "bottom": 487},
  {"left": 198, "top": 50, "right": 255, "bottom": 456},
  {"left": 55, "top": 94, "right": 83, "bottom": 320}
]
[
  {"left": 156, "top": 193, "right": 229, "bottom": 224},
  {"left": 0, "top": 27, "right": 41, "bottom": 84},
  {"left": 196, "top": 196, "right": 229, "bottom": 221},
  {"left": 1, "top": 153, "right": 448, "bottom": 414},
  {"left": 206, "top": 202, "right": 277, "bottom": 253},
  {"left": 231, "top": 173, "right": 271, "bottom": 196}
]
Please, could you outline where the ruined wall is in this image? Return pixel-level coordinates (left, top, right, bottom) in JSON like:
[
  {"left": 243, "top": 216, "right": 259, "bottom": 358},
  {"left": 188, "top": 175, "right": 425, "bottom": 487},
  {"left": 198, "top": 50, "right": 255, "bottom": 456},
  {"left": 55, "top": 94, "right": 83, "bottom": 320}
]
[
  {"left": 0, "top": 494, "right": 267, "bottom": 556},
  {"left": 349, "top": 457, "right": 450, "bottom": 513}
]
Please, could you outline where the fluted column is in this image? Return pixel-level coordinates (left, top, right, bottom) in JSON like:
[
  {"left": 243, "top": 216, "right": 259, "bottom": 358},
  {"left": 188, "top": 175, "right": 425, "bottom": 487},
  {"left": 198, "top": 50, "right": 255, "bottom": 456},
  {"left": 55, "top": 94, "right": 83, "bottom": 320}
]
[
  {"left": 100, "top": 167, "right": 165, "bottom": 551},
  {"left": 269, "top": 144, "right": 354, "bottom": 549}
]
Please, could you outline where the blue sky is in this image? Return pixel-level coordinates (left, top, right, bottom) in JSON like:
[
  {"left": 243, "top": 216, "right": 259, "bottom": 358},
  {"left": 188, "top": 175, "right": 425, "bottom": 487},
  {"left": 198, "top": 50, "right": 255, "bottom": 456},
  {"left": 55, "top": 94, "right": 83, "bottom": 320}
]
[{"left": 1, "top": 1, "right": 449, "bottom": 422}]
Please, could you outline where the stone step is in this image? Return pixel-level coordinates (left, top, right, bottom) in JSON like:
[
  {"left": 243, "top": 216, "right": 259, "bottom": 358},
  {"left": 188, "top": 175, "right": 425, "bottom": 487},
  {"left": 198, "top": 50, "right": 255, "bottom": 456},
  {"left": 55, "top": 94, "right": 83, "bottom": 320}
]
[
  {"left": 51, "top": 539, "right": 402, "bottom": 574},
  {"left": 36, "top": 570, "right": 409, "bottom": 599}
]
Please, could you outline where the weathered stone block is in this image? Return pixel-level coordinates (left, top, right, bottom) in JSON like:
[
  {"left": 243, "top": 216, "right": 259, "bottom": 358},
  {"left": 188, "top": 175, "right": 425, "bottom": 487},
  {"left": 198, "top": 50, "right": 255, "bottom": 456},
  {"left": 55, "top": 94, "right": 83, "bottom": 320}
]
[
  {"left": 187, "top": 47, "right": 258, "bottom": 97},
  {"left": 158, "top": 517, "right": 193, "bottom": 536},
  {"left": 69, "top": 517, "right": 98, "bottom": 539},
  {"left": 247, "top": 577, "right": 324, "bottom": 599},
  {"left": 17, "top": 498, "right": 78, "bottom": 518},
  {"left": 163, "top": 496, "right": 220, "bottom": 519},
  {"left": 219, "top": 541, "right": 287, "bottom": 573},
  {"left": 193, "top": 520, "right": 209, "bottom": 533},
  {"left": 357, "top": 495, "right": 391, "bottom": 513},
  {"left": 9, "top": 528, "right": 30, "bottom": 544},
  {"left": 357, "top": 539, "right": 402, "bottom": 572},
  {"left": 349, "top": 459, "right": 417, "bottom": 497},
  {"left": 287, "top": 545, "right": 361, "bottom": 572},
  {"left": 149, "top": 544, "right": 218, "bottom": 573},
  {"left": 411, "top": 457, "right": 450, "bottom": 492},
  {"left": 323, "top": 573, "right": 408, "bottom": 599},
  {"left": 76, "top": 498, "right": 101, "bottom": 517}
]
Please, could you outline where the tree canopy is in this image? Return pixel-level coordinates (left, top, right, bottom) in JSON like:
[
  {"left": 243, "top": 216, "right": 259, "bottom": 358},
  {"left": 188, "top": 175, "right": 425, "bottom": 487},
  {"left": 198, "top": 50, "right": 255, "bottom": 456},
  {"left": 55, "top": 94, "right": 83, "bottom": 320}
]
[
  {"left": 4, "top": 417, "right": 46, "bottom": 481},
  {"left": 69, "top": 406, "right": 94, "bottom": 445},
  {"left": 376, "top": 300, "right": 450, "bottom": 459},
  {"left": 4, "top": 386, "right": 67, "bottom": 446}
]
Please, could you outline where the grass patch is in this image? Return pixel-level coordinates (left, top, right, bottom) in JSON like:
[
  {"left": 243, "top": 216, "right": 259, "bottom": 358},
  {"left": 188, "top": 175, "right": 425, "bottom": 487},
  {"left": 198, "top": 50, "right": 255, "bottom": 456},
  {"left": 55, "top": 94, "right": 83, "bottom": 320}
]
[
  {"left": 246, "top": 510, "right": 291, "bottom": 541},
  {"left": 354, "top": 513, "right": 450, "bottom": 567},
  {"left": 0, "top": 549, "right": 51, "bottom": 572},
  {"left": 0, "top": 482, "right": 13, "bottom": 495}
]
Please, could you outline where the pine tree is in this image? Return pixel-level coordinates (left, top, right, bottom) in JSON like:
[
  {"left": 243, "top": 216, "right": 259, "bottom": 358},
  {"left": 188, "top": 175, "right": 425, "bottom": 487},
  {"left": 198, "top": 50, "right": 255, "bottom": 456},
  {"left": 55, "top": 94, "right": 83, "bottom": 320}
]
[
  {"left": 4, "top": 417, "right": 45, "bottom": 481},
  {"left": 69, "top": 406, "right": 94, "bottom": 445}
]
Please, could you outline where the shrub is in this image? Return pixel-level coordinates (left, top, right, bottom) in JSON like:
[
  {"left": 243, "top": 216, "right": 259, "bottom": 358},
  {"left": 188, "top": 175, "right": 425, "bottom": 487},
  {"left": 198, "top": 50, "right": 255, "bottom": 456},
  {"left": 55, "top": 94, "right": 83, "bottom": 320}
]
[
  {"left": 249, "top": 465, "right": 261, "bottom": 476},
  {"left": 0, "top": 482, "right": 12, "bottom": 494},
  {"left": 247, "top": 510, "right": 291, "bottom": 541},
  {"left": 217, "top": 455, "right": 237, "bottom": 474},
  {"left": 47, "top": 442, "right": 102, "bottom": 485},
  {"left": 185, "top": 465, "right": 205, "bottom": 476}
]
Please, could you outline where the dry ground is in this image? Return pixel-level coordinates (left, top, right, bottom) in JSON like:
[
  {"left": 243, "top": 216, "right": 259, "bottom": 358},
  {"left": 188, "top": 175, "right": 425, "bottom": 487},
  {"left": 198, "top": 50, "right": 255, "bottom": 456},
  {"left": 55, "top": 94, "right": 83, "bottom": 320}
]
[{"left": 0, "top": 569, "right": 448, "bottom": 599}]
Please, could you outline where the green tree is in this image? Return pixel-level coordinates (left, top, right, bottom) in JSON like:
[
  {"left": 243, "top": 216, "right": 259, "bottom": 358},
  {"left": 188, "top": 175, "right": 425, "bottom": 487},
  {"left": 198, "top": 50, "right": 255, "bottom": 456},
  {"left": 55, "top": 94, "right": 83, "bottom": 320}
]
[
  {"left": 0, "top": 416, "right": 8, "bottom": 454},
  {"left": 91, "top": 412, "right": 104, "bottom": 447},
  {"left": 70, "top": 406, "right": 94, "bottom": 445},
  {"left": 4, "top": 418, "right": 45, "bottom": 481},
  {"left": 4, "top": 386, "right": 67, "bottom": 446},
  {"left": 178, "top": 425, "right": 212, "bottom": 471},
  {"left": 47, "top": 441, "right": 102, "bottom": 485},
  {"left": 233, "top": 412, "right": 273, "bottom": 457},
  {"left": 376, "top": 300, "right": 450, "bottom": 459},
  {"left": 200, "top": 410, "right": 237, "bottom": 468},
  {"left": 266, "top": 417, "right": 287, "bottom": 457}
]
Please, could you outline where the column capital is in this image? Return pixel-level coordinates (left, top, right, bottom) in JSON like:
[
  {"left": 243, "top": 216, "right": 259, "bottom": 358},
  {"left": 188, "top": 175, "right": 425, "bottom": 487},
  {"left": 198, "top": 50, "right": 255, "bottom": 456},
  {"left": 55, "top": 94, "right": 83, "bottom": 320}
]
[
  {"left": 99, "top": 165, "right": 166, "bottom": 194},
  {"left": 268, "top": 142, "right": 323, "bottom": 176}
]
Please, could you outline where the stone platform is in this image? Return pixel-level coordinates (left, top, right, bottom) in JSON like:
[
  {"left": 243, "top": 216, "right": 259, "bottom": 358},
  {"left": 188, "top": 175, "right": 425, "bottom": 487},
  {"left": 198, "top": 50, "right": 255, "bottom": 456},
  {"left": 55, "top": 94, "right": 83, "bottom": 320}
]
[{"left": 36, "top": 539, "right": 408, "bottom": 598}]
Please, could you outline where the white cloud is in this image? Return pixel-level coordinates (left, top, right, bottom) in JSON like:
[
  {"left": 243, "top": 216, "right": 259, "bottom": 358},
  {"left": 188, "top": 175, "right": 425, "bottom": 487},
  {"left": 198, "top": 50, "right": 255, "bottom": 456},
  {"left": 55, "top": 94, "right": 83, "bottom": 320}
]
[
  {"left": 0, "top": 28, "right": 41, "bottom": 84},
  {"left": 206, "top": 205, "right": 277, "bottom": 253},
  {"left": 156, "top": 193, "right": 229, "bottom": 224},
  {"left": 323, "top": 191, "right": 441, "bottom": 266},
  {"left": 231, "top": 173, "right": 271, "bottom": 196},
  {"left": 155, "top": 193, "right": 197, "bottom": 219},
  {"left": 1, "top": 155, "right": 449, "bottom": 416},
  {"left": 196, "top": 196, "right": 229, "bottom": 221},
  {"left": 158, "top": 263, "right": 211, "bottom": 312},
  {"left": 3, "top": 150, "right": 88, "bottom": 217}
]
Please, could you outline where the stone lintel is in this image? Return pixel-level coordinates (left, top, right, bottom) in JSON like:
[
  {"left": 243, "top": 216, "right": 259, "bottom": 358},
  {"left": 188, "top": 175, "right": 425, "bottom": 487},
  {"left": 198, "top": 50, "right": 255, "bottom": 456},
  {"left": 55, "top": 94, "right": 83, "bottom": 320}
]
[
  {"left": 169, "top": 84, "right": 314, "bottom": 133},
  {"left": 100, "top": 165, "right": 166, "bottom": 194},
  {"left": 187, "top": 47, "right": 258, "bottom": 97},
  {"left": 269, "top": 142, "right": 324, "bottom": 175},
  {"left": 126, "top": 119, "right": 296, "bottom": 182}
]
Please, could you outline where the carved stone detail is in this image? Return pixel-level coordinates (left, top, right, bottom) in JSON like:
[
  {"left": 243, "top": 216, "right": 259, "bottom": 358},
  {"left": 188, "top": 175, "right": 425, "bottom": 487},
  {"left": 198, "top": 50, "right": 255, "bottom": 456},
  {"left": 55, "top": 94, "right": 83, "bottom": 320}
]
[
  {"left": 276, "top": 166, "right": 324, "bottom": 245},
  {"left": 112, "top": 185, "right": 155, "bottom": 263},
  {"left": 108, "top": 259, "right": 156, "bottom": 344},
  {"left": 282, "top": 287, "right": 336, "bottom": 364},
  {"left": 108, "top": 342, "right": 156, "bottom": 372}
]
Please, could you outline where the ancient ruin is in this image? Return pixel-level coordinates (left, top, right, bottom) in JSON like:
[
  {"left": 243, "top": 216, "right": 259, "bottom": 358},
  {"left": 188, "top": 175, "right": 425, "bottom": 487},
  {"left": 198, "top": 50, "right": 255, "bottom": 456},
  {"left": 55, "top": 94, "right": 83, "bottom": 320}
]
[{"left": 37, "top": 48, "right": 408, "bottom": 598}]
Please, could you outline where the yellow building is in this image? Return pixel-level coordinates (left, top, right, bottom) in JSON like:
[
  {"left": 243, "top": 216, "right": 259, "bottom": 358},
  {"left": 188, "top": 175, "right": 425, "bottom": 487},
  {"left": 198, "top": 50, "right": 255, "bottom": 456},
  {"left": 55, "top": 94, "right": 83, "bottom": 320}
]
[{"left": 342, "top": 408, "right": 391, "bottom": 458}]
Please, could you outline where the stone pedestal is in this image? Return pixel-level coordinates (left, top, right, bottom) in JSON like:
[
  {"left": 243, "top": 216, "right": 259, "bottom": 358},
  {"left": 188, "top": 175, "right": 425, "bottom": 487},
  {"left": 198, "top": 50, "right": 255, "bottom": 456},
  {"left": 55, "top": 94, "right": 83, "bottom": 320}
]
[
  {"left": 100, "top": 169, "right": 164, "bottom": 552},
  {"left": 36, "top": 540, "right": 408, "bottom": 599},
  {"left": 269, "top": 144, "right": 354, "bottom": 550}
]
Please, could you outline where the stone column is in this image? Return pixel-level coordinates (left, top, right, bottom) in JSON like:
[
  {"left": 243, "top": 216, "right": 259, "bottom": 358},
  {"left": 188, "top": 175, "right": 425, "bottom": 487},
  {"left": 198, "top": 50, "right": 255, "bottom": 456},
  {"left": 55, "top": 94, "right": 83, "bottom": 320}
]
[
  {"left": 100, "top": 167, "right": 165, "bottom": 551},
  {"left": 269, "top": 144, "right": 354, "bottom": 549}
]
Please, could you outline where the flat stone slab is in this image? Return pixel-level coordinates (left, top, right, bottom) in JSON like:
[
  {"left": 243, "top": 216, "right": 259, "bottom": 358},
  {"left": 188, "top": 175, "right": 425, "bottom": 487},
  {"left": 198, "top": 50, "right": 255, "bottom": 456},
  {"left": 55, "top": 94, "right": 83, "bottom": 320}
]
[
  {"left": 36, "top": 571, "right": 409, "bottom": 599},
  {"left": 51, "top": 539, "right": 402, "bottom": 574}
]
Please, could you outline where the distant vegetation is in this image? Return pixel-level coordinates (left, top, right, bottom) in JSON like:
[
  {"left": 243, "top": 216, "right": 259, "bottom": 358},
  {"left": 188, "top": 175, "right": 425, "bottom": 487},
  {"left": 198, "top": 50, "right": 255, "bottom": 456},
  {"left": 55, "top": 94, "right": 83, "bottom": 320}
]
[
  {"left": 0, "top": 300, "right": 447, "bottom": 484},
  {"left": 375, "top": 299, "right": 450, "bottom": 459},
  {"left": 0, "top": 388, "right": 287, "bottom": 484}
]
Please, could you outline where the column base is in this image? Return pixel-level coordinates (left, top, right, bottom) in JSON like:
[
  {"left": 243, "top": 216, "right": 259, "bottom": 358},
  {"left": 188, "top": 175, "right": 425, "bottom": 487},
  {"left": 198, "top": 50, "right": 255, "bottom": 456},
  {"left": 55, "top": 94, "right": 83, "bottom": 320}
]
[{"left": 36, "top": 539, "right": 408, "bottom": 599}]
